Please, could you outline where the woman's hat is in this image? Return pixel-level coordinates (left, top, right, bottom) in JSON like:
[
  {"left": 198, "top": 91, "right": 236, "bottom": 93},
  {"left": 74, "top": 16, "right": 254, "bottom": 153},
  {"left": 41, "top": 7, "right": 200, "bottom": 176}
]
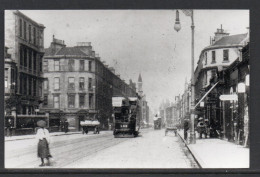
[{"left": 37, "top": 120, "right": 46, "bottom": 128}]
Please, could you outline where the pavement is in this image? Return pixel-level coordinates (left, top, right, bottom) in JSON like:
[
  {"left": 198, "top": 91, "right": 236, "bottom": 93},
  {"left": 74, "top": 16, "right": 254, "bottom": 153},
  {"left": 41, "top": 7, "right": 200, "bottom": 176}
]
[
  {"left": 178, "top": 129, "right": 249, "bottom": 168},
  {"left": 5, "top": 131, "right": 82, "bottom": 142}
]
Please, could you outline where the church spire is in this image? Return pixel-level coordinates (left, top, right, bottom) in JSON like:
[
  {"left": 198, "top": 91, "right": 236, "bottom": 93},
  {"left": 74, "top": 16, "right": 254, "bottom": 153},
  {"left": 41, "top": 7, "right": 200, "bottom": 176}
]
[
  {"left": 138, "top": 73, "right": 143, "bottom": 95},
  {"left": 138, "top": 73, "right": 142, "bottom": 82}
]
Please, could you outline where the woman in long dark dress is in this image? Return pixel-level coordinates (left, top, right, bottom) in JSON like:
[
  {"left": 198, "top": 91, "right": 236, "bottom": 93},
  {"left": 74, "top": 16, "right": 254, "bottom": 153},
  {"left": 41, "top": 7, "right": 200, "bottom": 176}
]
[{"left": 36, "top": 120, "right": 51, "bottom": 167}]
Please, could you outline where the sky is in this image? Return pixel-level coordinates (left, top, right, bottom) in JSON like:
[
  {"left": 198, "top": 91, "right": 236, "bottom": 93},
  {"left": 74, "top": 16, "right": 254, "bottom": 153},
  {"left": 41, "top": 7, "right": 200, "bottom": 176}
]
[{"left": 17, "top": 10, "right": 249, "bottom": 114}]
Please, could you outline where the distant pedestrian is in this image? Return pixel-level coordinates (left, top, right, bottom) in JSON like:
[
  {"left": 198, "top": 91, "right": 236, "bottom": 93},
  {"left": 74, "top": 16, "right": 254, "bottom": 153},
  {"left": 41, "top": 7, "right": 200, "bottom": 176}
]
[
  {"left": 184, "top": 119, "right": 189, "bottom": 141},
  {"left": 64, "top": 119, "right": 69, "bottom": 133},
  {"left": 6, "top": 118, "right": 14, "bottom": 137},
  {"left": 36, "top": 120, "right": 52, "bottom": 167}
]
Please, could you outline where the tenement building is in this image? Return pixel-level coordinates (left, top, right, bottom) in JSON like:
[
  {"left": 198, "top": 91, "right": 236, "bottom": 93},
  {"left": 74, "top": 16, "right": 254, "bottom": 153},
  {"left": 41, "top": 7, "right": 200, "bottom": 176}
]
[
  {"left": 5, "top": 10, "right": 46, "bottom": 135},
  {"left": 42, "top": 37, "right": 137, "bottom": 131},
  {"left": 194, "top": 25, "right": 249, "bottom": 138}
]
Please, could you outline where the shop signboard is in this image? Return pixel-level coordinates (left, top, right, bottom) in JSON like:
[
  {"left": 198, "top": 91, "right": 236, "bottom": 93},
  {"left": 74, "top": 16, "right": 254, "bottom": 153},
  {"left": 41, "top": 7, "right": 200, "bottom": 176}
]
[{"left": 219, "top": 94, "right": 238, "bottom": 101}]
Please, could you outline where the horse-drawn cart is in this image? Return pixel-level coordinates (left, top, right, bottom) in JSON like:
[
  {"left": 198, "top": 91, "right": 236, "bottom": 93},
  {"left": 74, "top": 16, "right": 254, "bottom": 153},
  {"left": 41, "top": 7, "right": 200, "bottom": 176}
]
[
  {"left": 165, "top": 126, "right": 178, "bottom": 136},
  {"left": 80, "top": 120, "right": 100, "bottom": 134}
]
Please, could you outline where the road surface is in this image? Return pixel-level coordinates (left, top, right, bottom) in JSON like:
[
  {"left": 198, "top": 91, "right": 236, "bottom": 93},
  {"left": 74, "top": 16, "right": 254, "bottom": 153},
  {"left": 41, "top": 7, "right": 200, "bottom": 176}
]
[{"left": 5, "top": 129, "right": 198, "bottom": 168}]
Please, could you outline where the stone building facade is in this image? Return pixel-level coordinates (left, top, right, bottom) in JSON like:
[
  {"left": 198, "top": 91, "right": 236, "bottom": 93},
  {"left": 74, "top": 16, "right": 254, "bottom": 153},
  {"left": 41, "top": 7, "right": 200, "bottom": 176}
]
[
  {"left": 41, "top": 37, "right": 137, "bottom": 131},
  {"left": 194, "top": 26, "right": 249, "bottom": 138},
  {"left": 5, "top": 10, "right": 46, "bottom": 134}
]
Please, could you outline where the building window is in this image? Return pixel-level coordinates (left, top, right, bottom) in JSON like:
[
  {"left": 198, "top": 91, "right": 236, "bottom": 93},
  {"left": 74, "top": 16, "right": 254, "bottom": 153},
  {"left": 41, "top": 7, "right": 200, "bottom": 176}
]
[
  {"left": 44, "top": 95, "right": 48, "bottom": 105},
  {"left": 68, "top": 77, "right": 75, "bottom": 90},
  {"left": 20, "top": 45, "right": 23, "bottom": 66},
  {"left": 33, "top": 79, "right": 36, "bottom": 96},
  {"left": 68, "top": 94, "right": 75, "bottom": 108},
  {"left": 23, "top": 48, "right": 27, "bottom": 67},
  {"left": 19, "top": 19, "right": 22, "bottom": 37},
  {"left": 28, "top": 49, "right": 32, "bottom": 69},
  {"left": 79, "top": 94, "right": 85, "bottom": 108},
  {"left": 68, "top": 59, "right": 74, "bottom": 71},
  {"left": 29, "top": 25, "right": 32, "bottom": 43},
  {"left": 205, "top": 52, "right": 207, "bottom": 65},
  {"left": 43, "top": 61, "right": 48, "bottom": 72},
  {"left": 54, "top": 77, "right": 60, "bottom": 90},
  {"left": 88, "top": 78, "right": 92, "bottom": 90},
  {"left": 33, "top": 27, "right": 36, "bottom": 45},
  {"left": 28, "top": 78, "right": 32, "bottom": 95},
  {"left": 212, "top": 51, "right": 216, "bottom": 63},
  {"left": 24, "top": 21, "right": 27, "bottom": 40},
  {"left": 88, "top": 61, "right": 92, "bottom": 71},
  {"left": 44, "top": 79, "right": 48, "bottom": 90},
  {"left": 54, "top": 60, "right": 60, "bottom": 71},
  {"left": 89, "top": 94, "right": 93, "bottom": 108},
  {"left": 223, "top": 49, "right": 229, "bottom": 61},
  {"left": 23, "top": 76, "right": 27, "bottom": 95},
  {"left": 80, "top": 60, "right": 85, "bottom": 71},
  {"left": 5, "top": 78, "right": 7, "bottom": 88},
  {"left": 79, "top": 77, "right": 85, "bottom": 90},
  {"left": 54, "top": 95, "right": 60, "bottom": 108},
  {"left": 33, "top": 51, "right": 37, "bottom": 71}
]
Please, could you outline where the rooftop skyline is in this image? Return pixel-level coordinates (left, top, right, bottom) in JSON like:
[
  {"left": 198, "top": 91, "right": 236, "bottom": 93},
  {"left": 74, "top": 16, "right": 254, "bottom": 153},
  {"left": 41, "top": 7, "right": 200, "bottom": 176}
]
[{"left": 12, "top": 10, "right": 249, "bottom": 113}]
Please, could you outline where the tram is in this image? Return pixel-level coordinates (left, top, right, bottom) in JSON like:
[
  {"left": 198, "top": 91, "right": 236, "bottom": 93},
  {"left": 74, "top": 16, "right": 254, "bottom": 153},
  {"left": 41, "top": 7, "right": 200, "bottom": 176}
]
[
  {"left": 112, "top": 96, "right": 140, "bottom": 138},
  {"left": 153, "top": 115, "right": 162, "bottom": 130}
]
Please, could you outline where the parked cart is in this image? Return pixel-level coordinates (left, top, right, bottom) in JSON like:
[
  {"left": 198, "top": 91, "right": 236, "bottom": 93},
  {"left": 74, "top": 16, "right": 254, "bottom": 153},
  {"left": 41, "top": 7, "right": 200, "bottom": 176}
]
[
  {"left": 80, "top": 120, "right": 100, "bottom": 134},
  {"left": 165, "top": 126, "right": 177, "bottom": 136}
]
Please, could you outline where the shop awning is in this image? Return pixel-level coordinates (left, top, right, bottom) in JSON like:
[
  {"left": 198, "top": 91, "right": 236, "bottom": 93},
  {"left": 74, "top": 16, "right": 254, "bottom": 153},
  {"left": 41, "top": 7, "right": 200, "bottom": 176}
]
[{"left": 194, "top": 81, "right": 219, "bottom": 109}]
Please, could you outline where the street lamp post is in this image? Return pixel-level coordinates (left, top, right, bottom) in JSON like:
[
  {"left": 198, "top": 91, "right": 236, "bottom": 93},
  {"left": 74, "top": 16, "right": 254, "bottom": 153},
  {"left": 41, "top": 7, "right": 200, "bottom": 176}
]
[{"left": 174, "top": 10, "right": 196, "bottom": 144}]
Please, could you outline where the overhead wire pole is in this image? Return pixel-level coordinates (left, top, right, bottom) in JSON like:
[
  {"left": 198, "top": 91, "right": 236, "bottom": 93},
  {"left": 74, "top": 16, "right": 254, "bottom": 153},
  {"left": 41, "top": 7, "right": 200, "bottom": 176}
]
[
  {"left": 174, "top": 9, "right": 196, "bottom": 144},
  {"left": 190, "top": 10, "right": 196, "bottom": 144}
]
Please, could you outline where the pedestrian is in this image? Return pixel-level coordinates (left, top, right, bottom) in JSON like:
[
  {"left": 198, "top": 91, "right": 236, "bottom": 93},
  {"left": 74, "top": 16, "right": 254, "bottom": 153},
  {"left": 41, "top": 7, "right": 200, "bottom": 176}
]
[
  {"left": 64, "top": 119, "right": 69, "bottom": 133},
  {"left": 184, "top": 119, "right": 189, "bottom": 141},
  {"left": 36, "top": 120, "right": 52, "bottom": 167},
  {"left": 6, "top": 118, "right": 14, "bottom": 137}
]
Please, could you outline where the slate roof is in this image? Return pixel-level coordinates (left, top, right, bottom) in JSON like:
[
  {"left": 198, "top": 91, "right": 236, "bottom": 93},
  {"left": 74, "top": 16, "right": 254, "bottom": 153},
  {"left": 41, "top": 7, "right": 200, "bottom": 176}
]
[
  {"left": 56, "top": 47, "right": 88, "bottom": 56},
  {"left": 212, "top": 33, "right": 247, "bottom": 46},
  {"left": 44, "top": 46, "right": 90, "bottom": 57}
]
